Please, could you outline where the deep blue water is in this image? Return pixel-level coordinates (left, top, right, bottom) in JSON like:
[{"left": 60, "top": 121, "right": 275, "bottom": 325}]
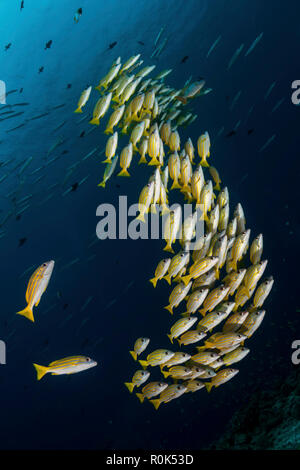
[{"left": 0, "top": 0, "right": 299, "bottom": 450}]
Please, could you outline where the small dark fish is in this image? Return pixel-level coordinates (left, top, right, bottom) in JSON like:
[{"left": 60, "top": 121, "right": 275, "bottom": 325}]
[
  {"left": 116, "top": 184, "right": 121, "bottom": 188},
  {"left": 16, "top": 214, "right": 21, "bottom": 221},
  {"left": 19, "top": 88, "right": 23, "bottom": 93},
  {"left": 71, "top": 182, "right": 79, "bottom": 192},
  {"left": 138, "top": 41, "right": 145, "bottom": 46},
  {"left": 21, "top": 1, "right": 24, "bottom": 10},
  {"left": 226, "top": 130, "right": 236, "bottom": 138},
  {"left": 67, "top": 83, "right": 72, "bottom": 89},
  {"left": 181, "top": 55, "right": 189, "bottom": 63},
  {"left": 38, "top": 66, "right": 44, "bottom": 73},
  {"left": 61, "top": 150, "right": 69, "bottom": 155},
  {"left": 5, "top": 43, "right": 12, "bottom": 51},
  {"left": 57, "top": 291, "right": 62, "bottom": 299},
  {"left": 79, "top": 131, "right": 85, "bottom": 138},
  {"left": 45, "top": 40, "right": 52, "bottom": 50},
  {"left": 247, "top": 129, "right": 254, "bottom": 135},
  {"left": 18, "top": 237, "right": 27, "bottom": 247},
  {"left": 77, "top": 8, "right": 82, "bottom": 14},
  {"left": 63, "top": 303, "right": 68, "bottom": 310},
  {"left": 108, "top": 41, "right": 117, "bottom": 50}
]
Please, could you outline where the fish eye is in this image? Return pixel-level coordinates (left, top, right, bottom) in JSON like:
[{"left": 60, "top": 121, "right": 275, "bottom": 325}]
[
  {"left": 165, "top": 351, "right": 169, "bottom": 355},
  {"left": 177, "top": 386, "right": 181, "bottom": 390},
  {"left": 86, "top": 358, "right": 91, "bottom": 362},
  {"left": 42, "top": 263, "right": 47, "bottom": 267}
]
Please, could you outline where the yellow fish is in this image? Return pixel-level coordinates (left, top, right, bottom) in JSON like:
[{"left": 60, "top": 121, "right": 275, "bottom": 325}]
[
  {"left": 136, "top": 381, "right": 168, "bottom": 403},
  {"left": 149, "top": 384, "right": 187, "bottom": 409},
  {"left": 197, "top": 131, "right": 210, "bottom": 167},
  {"left": 129, "top": 337, "right": 150, "bottom": 361},
  {"left": 89, "top": 92, "right": 112, "bottom": 125},
  {"left": 138, "top": 349, "right": 175, "bottom": 369},
  {"left": 205, "top": 368, "right": 239, "bottom": 393},
  {"left": 164, "top": 281, "right": 192, "bottom": 314},
  {"left": 135, "top": 181, "right": 155, "bottom": 222},
  {"left": 167, "top": 316, "right": 197, "bottom": 343},
  {"left": 149, "top": 258, "right": 171, "bottom": 288},
  {"left": 124, "top": 369, "right": 150, "bottom": 393},
  {"left": 74, "top": 86, "right": 92, "bottom": 113},
  {"left": 17, "top": 260, "right": 55, "bottom": 322},
  {"left": 118, "top": 142, "right": 133, "bottom": 177},
  {"left": 33, "top": 356, "right": 97, "bottom": 381}
]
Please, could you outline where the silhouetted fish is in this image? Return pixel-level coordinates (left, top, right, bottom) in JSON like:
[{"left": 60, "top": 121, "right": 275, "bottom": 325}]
[
  {"left": 18, "top": 237, "right": 27, "bottom": 247},
  {"left": 138, "top": 41, "right": 145, "bottom": 46},
  {"left": 67, "top": 84, "right": 72, "bottom": 89},
  {"left": 79, "top": 131, "right": 85, "bottom": 138},
  {"left": 247, "top": 129, "right": 254, "bottom": 135},
  {"left": 226, "top": 130, "right": 236, "bottom": 137},
  {"left": 181, "top": 56, "right": 189, "bottom": 63},
  {"left": 5, "top": 43, "right": 11, "bottom": 51},
  {"left": 108, "top": 41, "right": 117, "bottom": 50},
  {"left": 45, "top": 40, "right": 52, "bottom": 50},
  {"left": 21, "top": 1, "right": 24, "bottom": 10},
  {"left": 71, "top": 182, "right": 79, "bottom": 192},
  {"left": 38, "top": 66, "right": 44, "bottom": 73},
  {"left": 63, "top": 303, "right": 68, "bottom": 310}
]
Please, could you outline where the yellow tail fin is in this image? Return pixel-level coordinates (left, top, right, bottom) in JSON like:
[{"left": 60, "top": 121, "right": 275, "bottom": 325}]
[
  {"left": 199, "top": 308, "right": 206, "bottom": 317},
  {"left": 161, "top": 370, "right": 169, "bottom": 379},
  {"left": 117, "top": 169, "right": 130, "bottom": 177},
  {"left": 138, "top": 360, "right": 148, "bottom": 369},
  {"left": 104, "top": 128, "right": 113, "bottom": 135},
  {"left": 164, "top": 305, "right": 173, "bottom": 315},
  {"left": 124, "top": 382, "right": 135, "bottom": 393},
  {"left": 97, "top": 181, "right": 106, "bottom": 188},
  {"left": 74, "top": 107, "right": 82, "bottom": 113},
  {"left": 163, "top": 244, "right": 174, "bottom": 254},
  {"left": 171, "top": 181, "right": 181, "bottom": 190},
  {"left": 181, "top": 275, "right": 191, "bottom": 286},
  {"left": 214, "top": 183, "right": 221, "bottom": 191},
  {"left": 33, "top": 363, "right": 48, "bottom": 381},
  {"left": 167, "top": 334, "right": 173, "bottom": 343},
  {"left": 149, "top": 277, "right": 158, "bottom": 288},
  {"left": 129, "top": 350, "right": 137, "bottom": 361},
  {"left": 201, "top": 159, "right": 210, "bottom": 168},
  {"left": 17, "top": 305, "right": 34, "bottom": 322},
  {"left": 138, "top": 156, "right": 147, "bottom": 165},
  {"left": 102, "top": 157, "right": 112, "bottom": 164},
  {"left": 149, "top": 399, "right": 161, "bottom": 410},
  {"left": 135, "top": 213, "right": 145, "bottom": 223},
  {"left": 89, "top": 117, "right": 100, "bottom": 125},
  {"left": 205, "top": 383, "right": 213, "bottom": 393},
  {"left": 136, "top": 393, "right": 144, "bottom": 403},
  {"left": 163, "top": 275, "right": 171, "bottom": 285}
]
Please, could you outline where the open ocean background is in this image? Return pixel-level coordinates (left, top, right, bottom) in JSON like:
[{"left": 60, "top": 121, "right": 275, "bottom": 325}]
[{"left": 0, "top": 0, "right": 299, "bottom": 449}]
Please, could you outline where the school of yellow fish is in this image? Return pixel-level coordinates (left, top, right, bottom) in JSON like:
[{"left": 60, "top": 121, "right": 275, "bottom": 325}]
[{"left": 16, "top": 53, "right": 274, "bottom": 396}]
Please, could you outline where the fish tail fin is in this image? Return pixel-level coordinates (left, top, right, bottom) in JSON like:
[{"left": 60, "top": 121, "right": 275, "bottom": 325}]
[
  {"left": 135, "top": 213, "right": 145, "bottom": 223},
  {"left": 205, "top": 383, "right": 213, "bottom": 393},
  {"left": 204, "top": 213, "right": 209, "bottom": 223},
  {"left": 117, "top": 169, "right": 130, "bottom": 177},
  {"left": 138, "top": 156, "right": 147, "bottom": 164},
  {"left": 89, "top": 118, "right": 100, "bottom": 125},
  {"left": 124, "top": 382, "right": 135, "bottom": 393},
  {"left": 74, "top": 107, "right": 83, "bottom": 114},
  {"left": 167, "top": 334, "right": 173, "bottom": 343},
  {"left": 177, "top": 339, "right": 182, "bottom": 347},
  {"left": 163, "top": 274, "right": 171, "bottom": 285},
  {"left": 102, "top": 157, "right": 112, "bottom": 164},
  {"left": 97, "top": 181, "right": 106, "bottom": 188},
  {"left": 201, "top": 159, "right": 210, "bottom": 168},
  {"left": 161, "top": 370, "right": 169, "bottom": 379},
  {"left": 138, "top": 360, "right": 148, "bottom": 370},
  {"left": 149, "top": 399, "right": 161, "bottom": 410},
  {"left": 214, "top": 268, "right": 220, "bottom": 280},
  {"left": 149, "top": 277, "right": 158, "bottom": 288},
  {"left": 163, "top": 243, "right": 174, "bottom": 254},
  {"left": 214, "top": 183, "right": 221, "bottom": 191},
  {"left": 181, "top": 275, "right": 191, "bottom": 286},
  {"left": 33, "top": 363, "right": 48, "bottom": 381},
  {"left": 196, "top": 345, "right": 206, "bottom": 352},
  {"left": 164, "top": 305, "right": 173, "bottom": 315},
  {"left": 136, "top": 393, "right": 144, "bottom": 403},
  {"left": 129, "top": 350, "right": 137, "bottom": 361},
  {"left": 171, "top": 180, "right": 181, "bottom": 190},
  {"left": 180, "top": 311, "right": 189, "bottom": 317},
  {"left": 199, "top": 308, "right": 206, "bottom": 317},
  {"left": 17, "top": 305, "right": 34, "bottom": 322},
  {"left": 104, "top": 128, "right": 113, "bottom": 135}
]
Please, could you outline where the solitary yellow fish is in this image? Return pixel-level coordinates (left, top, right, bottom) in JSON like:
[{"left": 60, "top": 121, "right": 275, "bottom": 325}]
[{"left": 17, "top": 260, "right": 55, "bottom": 322}]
